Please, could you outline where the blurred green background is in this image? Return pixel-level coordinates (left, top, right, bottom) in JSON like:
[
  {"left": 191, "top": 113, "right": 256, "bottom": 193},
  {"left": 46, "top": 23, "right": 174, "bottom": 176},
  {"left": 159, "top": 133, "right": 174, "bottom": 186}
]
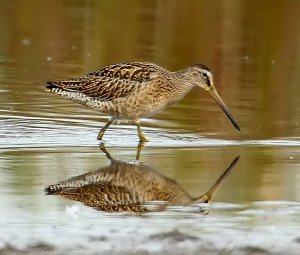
[
  {"left": 1, "top": 0, "right": 300, "bottom": 137},
  {"left": 0, "top": 2, "right": 300, "bottom": 251}
]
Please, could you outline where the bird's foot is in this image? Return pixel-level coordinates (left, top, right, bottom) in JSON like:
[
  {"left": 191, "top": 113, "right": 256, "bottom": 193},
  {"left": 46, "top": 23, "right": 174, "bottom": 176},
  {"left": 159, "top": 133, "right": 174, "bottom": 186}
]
[
  {"left": 97, "top": 131, "right": 104, "bottom": 140},
  {"left": 138, "top": 135, "right": 149, "bottom": 143}
]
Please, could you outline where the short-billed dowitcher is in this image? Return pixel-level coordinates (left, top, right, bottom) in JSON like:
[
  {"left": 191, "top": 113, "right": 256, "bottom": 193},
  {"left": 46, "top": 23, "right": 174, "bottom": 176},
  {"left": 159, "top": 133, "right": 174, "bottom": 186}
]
[
  {"left": 45, "top": 143, "right": 239, "bottom": 213},
  {"left": 46, "top": 62, "right": 240, "bottom": 142}
]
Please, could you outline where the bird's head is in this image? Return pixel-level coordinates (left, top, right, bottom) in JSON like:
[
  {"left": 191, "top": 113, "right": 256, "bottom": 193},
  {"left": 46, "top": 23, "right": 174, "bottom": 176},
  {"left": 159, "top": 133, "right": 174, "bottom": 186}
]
[{"left": 187, "top": 64, "right": 240, "bottom": 131}]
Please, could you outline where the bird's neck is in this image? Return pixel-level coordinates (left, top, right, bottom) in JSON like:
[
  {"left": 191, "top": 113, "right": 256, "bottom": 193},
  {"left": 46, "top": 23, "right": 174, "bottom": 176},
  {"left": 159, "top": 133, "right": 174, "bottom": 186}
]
[
  {"left": 164, "top": 71, "right": 196, "bottom": 105},
  {"left": 171, "top": 70, "right": 196, "bottom": 93}
]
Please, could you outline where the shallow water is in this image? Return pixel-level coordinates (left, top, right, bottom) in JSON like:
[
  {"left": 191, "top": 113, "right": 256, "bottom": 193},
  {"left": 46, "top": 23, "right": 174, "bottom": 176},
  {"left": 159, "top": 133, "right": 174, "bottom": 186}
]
[{"left": 1, "top": 0, "right": 300, "bottom": 254}]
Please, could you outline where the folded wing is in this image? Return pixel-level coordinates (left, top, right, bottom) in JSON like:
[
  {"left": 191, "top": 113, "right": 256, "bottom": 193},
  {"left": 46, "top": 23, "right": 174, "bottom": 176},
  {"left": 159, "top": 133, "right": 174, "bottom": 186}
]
[{"left": 46, "top": 62, "right": 159, "bottom": 101}]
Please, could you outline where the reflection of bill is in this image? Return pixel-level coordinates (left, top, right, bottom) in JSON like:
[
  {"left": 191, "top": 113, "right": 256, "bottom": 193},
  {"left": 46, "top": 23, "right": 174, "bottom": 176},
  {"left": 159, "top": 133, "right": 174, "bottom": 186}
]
[{"left": 46, "top": 143, "right": 239, "bottom": 213}]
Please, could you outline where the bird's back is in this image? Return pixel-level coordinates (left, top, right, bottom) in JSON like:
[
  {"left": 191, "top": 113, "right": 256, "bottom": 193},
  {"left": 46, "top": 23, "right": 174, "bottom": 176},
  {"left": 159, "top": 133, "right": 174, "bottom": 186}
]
[
  {"left": 46, "top": 62, "right": 166, "bottom": 101},
  {"left": 46, "top": 62, "right": 177, "bottom": 119}
]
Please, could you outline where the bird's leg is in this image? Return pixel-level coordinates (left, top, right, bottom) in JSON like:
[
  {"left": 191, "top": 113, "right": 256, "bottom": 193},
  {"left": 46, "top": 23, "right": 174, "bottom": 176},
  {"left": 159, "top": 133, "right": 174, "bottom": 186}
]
[
  {"left": 135, "top": 120, "right": 149, "bottom": 142},
  {"left": 136, "top": 141, "right": 145, "bottom": 161},
  {"left": 99, "top": 142, "right": 112, "bottom": 160},
  {"left": 97, "top": 116, "right": 116, "bottom": 140}
]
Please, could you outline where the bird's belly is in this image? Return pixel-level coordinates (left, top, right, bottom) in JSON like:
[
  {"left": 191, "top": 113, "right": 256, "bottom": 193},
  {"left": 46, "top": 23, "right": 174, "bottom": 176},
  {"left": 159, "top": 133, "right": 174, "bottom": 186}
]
[
  {"left": 112, "top": 96, "right": 168, "bottom": 120},
  {"left": 51, "top": 89, "right": 169, "bottom": 120}
]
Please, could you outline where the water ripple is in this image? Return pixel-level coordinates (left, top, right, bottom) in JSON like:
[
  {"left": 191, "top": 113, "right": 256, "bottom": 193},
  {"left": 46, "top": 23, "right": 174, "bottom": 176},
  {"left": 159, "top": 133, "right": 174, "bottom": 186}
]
[{"left": 1, "top": 114, "right": 300, "bottom": 149}]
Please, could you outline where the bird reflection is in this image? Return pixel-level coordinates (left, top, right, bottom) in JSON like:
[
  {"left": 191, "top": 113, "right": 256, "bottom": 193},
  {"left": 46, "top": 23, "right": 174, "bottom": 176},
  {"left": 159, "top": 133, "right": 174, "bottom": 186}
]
[{"left": 45, "top": 143, "right": 239, "bottom": 213}]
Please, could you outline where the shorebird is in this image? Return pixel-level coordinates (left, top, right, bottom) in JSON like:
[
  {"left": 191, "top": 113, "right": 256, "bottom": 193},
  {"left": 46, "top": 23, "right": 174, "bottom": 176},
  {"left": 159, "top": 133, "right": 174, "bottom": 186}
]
[
  {"left": 46, "top": 62, "right": 240, "bottom": 142},
  {"left": 45, "top": 143, "right": 240, "bottom": 213}
]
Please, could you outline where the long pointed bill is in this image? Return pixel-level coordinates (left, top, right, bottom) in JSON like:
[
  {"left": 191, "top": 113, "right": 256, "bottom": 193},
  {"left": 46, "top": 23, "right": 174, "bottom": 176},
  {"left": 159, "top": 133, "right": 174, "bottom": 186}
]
[{"left": 208, "top": 87, "right": 240, "bottom": 131}]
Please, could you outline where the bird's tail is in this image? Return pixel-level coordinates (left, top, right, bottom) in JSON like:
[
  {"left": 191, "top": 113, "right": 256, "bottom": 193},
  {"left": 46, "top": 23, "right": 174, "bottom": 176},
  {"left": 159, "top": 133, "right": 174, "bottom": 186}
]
[
  {"left": 45, "top": 184, "right": 62, "bottom": 195},
  {"left": 45, "top": 80, "right": 93, "bottom": 107},
  {"left": 45, "top": 81, "right": 59, "bottom": 91},
  {"left": 45, "top": 81, "right": 68, "bottom": 94}
]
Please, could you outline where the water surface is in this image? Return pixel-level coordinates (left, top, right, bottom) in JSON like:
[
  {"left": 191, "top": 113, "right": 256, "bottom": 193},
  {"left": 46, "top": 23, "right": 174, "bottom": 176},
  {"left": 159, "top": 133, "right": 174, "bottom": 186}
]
[{"left": 1, "top": 1, "right": 300, "bottom": 254}]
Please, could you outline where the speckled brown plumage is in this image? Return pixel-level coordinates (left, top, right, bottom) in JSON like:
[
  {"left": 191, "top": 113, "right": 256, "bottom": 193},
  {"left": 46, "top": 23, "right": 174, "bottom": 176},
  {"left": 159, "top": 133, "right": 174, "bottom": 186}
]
[
  {"left": 49, "top": 63, "right": 159, "bottom": 100},
  {"left": 46, "top": 62, "right": 240, "bottom": 142},
  {"left": 45, "top": 144, "right": 239, "bottom": 213}
]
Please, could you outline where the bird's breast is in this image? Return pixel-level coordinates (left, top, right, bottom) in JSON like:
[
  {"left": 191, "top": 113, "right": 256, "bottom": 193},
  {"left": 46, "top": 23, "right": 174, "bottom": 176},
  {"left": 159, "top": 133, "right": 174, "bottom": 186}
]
[{"left": 111, "top": 88, "right": 172, "bottom": 119}]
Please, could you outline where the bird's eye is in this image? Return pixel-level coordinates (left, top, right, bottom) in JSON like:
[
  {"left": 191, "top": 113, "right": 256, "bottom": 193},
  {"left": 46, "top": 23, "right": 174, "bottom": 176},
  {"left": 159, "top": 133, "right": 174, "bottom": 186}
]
[
  {"left": 201, "top": 72, "right": 208, "bottom": 78},
  {"left": 200, "top": 72, "right": 211, "bottom": 86}
]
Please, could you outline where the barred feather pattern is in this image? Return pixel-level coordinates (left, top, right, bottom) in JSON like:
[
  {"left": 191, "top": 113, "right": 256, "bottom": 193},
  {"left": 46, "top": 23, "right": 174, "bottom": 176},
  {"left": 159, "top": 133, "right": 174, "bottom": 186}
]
[
  {"left": 45, "top": 61, "right": 219, "bottom": 121},
  {"left": 45, "top": 152, "right": 239, "bottom": 213},
  {"left": 47, "top": 62, "right": 161, "bottom": 100},
  {"left": 45, "top": 159, "right": 191, "bottom": 212}
]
